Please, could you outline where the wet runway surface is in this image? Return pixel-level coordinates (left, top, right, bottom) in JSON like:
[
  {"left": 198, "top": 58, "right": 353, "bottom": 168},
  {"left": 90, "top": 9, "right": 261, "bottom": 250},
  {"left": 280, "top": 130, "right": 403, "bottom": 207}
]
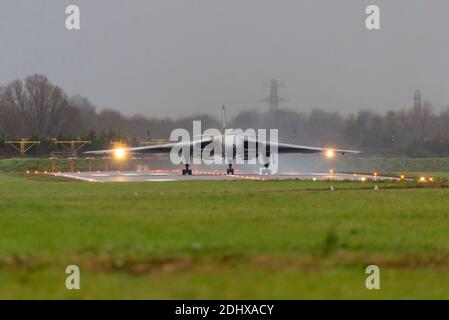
[{"left": 50, "top": 171, "right": 400, "bottom": 182}]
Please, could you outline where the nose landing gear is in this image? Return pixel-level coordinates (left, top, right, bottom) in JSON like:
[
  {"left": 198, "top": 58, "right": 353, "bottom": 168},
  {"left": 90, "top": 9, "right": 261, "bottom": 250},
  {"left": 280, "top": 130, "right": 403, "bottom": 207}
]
[
  {"left": 182, "top": 164, "right": 192, "bottom": 175},
  {"left": 226, "top": 164, "right": 234, "bottom": 175}
]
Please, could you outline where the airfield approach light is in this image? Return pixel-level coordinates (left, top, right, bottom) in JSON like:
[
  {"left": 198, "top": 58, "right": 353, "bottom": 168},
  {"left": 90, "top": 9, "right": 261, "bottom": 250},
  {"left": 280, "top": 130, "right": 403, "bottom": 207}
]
[
  {"left": 329, "top": 169, "right": 334, "bottom": 174},
  {"left": 419, "top": 177, "right": 426, "bottom": 183},
  {"left": 114, "top": 148, "right": 126, "bottom": 160},
  {"left": 400, "top": 174, "right": 405, "bottom": 180},
  {"left": 361, "top": 177, "right": 366, "bottom": 182},
  {"left": 429, "top": 177, "right": 434, "bottom": 182},
  {"left": 325, "top": 149, "right": 335, "bottom": 159},
  {"left": 26, "top": 170, "right": 30, "bottom": 174}
]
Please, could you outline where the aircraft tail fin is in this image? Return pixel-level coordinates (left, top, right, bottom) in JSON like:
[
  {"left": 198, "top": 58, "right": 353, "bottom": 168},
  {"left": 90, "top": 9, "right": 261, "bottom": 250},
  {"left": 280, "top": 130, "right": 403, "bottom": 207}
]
[{"left": 222, "top": 105, "right": 227, "bottom": 131}]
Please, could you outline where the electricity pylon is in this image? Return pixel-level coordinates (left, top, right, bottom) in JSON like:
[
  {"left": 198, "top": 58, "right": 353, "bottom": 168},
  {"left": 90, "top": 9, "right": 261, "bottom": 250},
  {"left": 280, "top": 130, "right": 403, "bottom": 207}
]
[{"left": 263, "top": 79, "right": 288, "bottom": 110}]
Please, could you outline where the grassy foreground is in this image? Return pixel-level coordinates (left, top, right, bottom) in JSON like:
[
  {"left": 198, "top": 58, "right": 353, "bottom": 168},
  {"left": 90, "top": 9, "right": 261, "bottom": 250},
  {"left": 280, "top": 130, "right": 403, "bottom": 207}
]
[{"left": 0, "top": 172, "right": 449, "bottom": 299}]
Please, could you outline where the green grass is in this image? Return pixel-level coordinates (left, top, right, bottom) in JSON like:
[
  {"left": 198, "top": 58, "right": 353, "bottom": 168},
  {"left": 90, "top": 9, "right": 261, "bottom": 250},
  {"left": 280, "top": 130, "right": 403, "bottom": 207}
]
[
  {"left": 0, "top": 157, "right": 141, "bottom": 173},
  {"left": 1, "top": 170, "right": 449, "bottom": 299}
]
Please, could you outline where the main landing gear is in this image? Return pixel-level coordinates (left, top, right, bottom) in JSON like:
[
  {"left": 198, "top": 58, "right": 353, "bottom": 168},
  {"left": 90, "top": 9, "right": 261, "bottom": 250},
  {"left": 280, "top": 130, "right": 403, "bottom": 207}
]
[
  {"left": 260, "top": 162, "right": 271, "bottom": 175},
  {"left": 182, "top": 164, "right": 192, "bottom": 175},
  {"left": 226, "top": 164, "right": 234, "bottom": 175}
]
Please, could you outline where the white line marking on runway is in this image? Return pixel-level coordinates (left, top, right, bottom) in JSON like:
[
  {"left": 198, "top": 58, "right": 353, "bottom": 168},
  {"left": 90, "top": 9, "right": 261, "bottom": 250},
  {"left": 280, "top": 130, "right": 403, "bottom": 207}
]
[{"left": 53, "top": 173, "right": 104, "bottom": 183}]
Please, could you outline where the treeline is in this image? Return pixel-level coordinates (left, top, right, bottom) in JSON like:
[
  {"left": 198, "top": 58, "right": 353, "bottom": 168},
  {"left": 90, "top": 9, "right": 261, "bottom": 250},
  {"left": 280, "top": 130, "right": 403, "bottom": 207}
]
[{"left": 1, "top": 74, "right": 449, "bottom": 156}]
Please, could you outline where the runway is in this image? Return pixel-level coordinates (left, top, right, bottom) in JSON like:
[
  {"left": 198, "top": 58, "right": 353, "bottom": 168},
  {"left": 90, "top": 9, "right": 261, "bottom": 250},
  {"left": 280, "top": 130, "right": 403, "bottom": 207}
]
[{"left": 50, "top": 171, "right": 400, "bottom": 182}]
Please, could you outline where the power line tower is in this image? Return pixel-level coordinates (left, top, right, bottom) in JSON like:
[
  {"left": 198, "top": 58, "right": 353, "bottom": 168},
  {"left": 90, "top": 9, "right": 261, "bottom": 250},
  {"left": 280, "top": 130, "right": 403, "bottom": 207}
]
[
  {"left": 413, "top": 89, "right": 427, "bottom": 138},
  {"left": 263, "top": 79, "right": 287, "bottom": 111},
  {"left": 413, "top": 89, "right": 422, "bottom": 116}
]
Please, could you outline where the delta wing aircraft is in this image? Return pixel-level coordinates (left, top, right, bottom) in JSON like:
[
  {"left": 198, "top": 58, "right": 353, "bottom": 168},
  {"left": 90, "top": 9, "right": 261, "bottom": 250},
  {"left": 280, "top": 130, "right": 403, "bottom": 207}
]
[{"left": 85, "top": 107, "right": 361, "bottom": 175}]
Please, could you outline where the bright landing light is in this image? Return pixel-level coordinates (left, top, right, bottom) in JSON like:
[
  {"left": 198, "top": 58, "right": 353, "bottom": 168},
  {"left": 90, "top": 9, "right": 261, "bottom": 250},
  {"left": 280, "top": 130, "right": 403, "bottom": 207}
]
[
  {"left": 114, "top": 148, "right": 126, "bottom": 159},
  {"left": 325, "top": 149, "right": 335, "bottom": 159}
]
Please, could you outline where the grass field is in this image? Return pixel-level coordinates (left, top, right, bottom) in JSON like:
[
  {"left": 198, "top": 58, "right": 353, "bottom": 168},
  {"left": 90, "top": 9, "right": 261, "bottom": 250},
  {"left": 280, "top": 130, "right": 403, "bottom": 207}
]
[{"left": 1, "top": 167, "right": 449, "bottom": 299}]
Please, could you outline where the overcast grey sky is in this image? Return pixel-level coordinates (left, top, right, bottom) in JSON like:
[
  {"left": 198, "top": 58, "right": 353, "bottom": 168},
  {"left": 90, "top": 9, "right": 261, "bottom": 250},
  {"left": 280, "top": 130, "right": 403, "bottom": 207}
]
[{"left": 1, "top": 0, "right": 448, "bottom": 117}]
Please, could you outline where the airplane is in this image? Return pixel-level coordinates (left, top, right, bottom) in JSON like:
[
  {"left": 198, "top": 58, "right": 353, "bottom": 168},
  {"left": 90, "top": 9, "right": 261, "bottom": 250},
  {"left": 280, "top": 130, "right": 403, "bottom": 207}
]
[{"left": 85, "top": 106, "right": 361, "bottom": 175}]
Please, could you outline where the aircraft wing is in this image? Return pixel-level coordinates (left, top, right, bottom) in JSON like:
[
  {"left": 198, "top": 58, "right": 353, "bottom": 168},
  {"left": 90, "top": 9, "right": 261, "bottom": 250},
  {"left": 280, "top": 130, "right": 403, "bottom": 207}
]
[
  {"left": 247, "top": 137, "right": 361, "bottom": 155},
  {"left": 276, "top": 142, "right": 360, "bottom": 155},
  {"left": 84, "top": 136, "right": 214, "bottom": 155}
]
